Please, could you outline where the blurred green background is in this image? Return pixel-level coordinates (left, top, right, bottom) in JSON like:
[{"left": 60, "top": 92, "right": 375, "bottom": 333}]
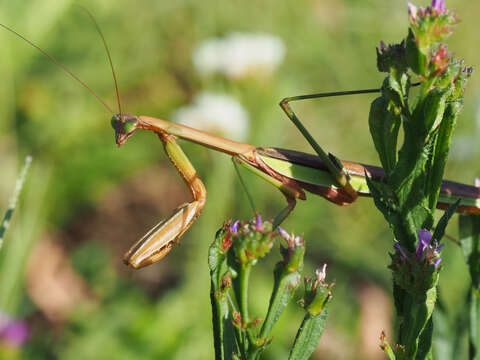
[{"left": 0, "top": 0, "right": 479, "bottom": 359}]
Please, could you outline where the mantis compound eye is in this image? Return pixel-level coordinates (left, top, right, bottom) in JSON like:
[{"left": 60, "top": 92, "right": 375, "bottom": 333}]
[
  {"left": 110, "top": 116, "right": 118, "bottom": 129},
  {"left": 123, "top": 118, "right": 138, "bottom": 134}
]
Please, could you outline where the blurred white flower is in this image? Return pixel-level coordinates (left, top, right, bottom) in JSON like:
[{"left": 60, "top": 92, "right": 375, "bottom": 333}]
[
  {"left": 193, "top": 32, "right": 286, "bottom": 79},
  {"left": 172, "top": 92, "right": 250, "bottom": 142}
]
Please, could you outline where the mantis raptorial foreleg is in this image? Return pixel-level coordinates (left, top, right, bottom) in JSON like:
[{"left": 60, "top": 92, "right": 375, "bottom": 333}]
[
  {"left": 123, "top": 135, "right": 303, "bottom": 269},
  {"left": 123, "top": 132, "right": 206, "bottom": 268}
]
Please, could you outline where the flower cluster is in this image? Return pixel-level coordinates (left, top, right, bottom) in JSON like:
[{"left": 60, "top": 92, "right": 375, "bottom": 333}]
[
  {"left": 393, "top": 229, "right": 443, "bottom": 268},
  {"left": 226, "top": 215, "right": 277, "bottom": 265},
  {"left": 406, "top": 0, "right": 459, "bottom": 77},
  {"left": 390, "top": 229, "right": 443, "bottom": 296},
  {"left": 407, "top": 0, "right": 448, "bottom": 24}
]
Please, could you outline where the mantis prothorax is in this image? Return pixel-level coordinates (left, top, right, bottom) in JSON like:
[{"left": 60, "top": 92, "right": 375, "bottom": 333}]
[{"left": 2, "top": 19, "right": 479, "bottom": 269}]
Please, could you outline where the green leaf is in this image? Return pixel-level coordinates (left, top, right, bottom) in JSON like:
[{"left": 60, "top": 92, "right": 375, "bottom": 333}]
[
  {"left": 365, "top": 175, "right": 418, "bottom": 248},
  {"left": 416, "top": 317, "right": 433, "bottom": 360},
  {"left": 432, "top": 199, "right": 460, "bottom": 243},
  {"left": 406, "top": 28, "right": 428, "bottom": 76},
  {"left": 288, "top": 311, "right": 328, "bottom": 360},
  {"left": 426, "top": 102, "right": 456, "bottom": 211},
  {"left": 368, "top": 96, "right": 401, "bottom": 175},
  {"left": 258, "top": 266, "right": 301, "bottom": 343},
  {"left": 423, "top": 88, "right": 448, "bottom": 135}
]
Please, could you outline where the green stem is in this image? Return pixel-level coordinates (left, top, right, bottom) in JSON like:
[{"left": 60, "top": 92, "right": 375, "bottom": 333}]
[
  {"left": 211, "top": 287, "right": 231, "bottom": 360},
  {"left": 232, "top": 263, "right": 253, "bottom": 356},
  {"left": 238, "top": 264, "right": 251, "bottom": 324}
]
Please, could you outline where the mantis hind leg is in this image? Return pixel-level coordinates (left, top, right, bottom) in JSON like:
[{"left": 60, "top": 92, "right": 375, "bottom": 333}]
[
  {"left": 279, "top": 87, "right": 386, "bottom": 203},
  {"left": 123, "top": 132, "right": 206, "bottom": 269},
  {"left": 278, "top": 84, "right": 421, "bottom": 203}
]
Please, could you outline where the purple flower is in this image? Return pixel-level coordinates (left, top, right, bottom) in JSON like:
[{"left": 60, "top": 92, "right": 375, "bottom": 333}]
[
  {"left": 433, "top": 257, "right": 442, "bottom": 268},
  {"left": 394, "top": 243, "right": 407, "bottom": 260},
  {"left": 416, "top": 229, "right": 433, "bottom": 258},
  {"left": 0, "top": 313, "right": 29, "bottom": 347},
  {"left": 293, "top": 235, "right": 304, "bottom": 247},
  {"left": 379, "top": 41, "right": 387, "bottom": 52},
  {"left": 431, "top": 0, "right": 446, "bottom": 14},
  {"left": 407, "top": 2, "right": 418, "bottom": 23},
  {"left": 415, "top": 229, "right": 443, "bottom": 267},
  {"left": 230, "top": 220, "right": 240, "bottom": 233},
  {"left": 255, "top": 214, "right": 262, "bottom": 230},
  {"left": 277, "top": 226, "right": 290, "bottom": 241}
]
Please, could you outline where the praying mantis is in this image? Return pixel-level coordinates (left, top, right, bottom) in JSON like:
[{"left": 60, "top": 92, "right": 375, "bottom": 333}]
[{"left": 2, "top": 18, "right": 479, "bottom": 269}]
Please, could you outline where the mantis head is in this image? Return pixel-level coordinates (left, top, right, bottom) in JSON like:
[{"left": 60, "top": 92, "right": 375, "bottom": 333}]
[{"left": 111, "top": 113, "right": 139, "bottom": 146}]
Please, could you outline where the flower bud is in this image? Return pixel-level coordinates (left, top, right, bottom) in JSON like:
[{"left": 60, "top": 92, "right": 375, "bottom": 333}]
[
  {"left": 278, "top": 227, "right": 305, "bottom": 273},
  {"left": 302, "top": 264, "right": 334, "bottom": 316}
]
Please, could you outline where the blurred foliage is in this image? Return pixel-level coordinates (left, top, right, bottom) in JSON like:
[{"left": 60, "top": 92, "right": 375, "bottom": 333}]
[{"left": 0, "top": 0, "right": 479, "bottom": 359}]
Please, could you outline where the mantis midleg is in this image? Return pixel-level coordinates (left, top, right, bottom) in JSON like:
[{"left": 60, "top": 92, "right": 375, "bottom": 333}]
[{"left": 2, "top": 20, "right": 480, "bottom": 269}]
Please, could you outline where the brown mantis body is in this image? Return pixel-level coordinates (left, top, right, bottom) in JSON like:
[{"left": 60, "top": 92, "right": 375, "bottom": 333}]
[
  {"left": 2, "top": 18, "right": 479, "bottom": 269},
  {"left": 113, "top": 114, "right": 480, "bottom": 268}
]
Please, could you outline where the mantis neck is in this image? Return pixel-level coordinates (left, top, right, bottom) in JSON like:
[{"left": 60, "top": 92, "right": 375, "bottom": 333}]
[{"left": 139, "top": 115, "right": 256, "bottom": 157}]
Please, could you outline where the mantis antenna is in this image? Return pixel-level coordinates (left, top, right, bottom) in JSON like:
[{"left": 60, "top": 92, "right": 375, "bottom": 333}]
[
  {"left": 78, "top": 6, "right": 123, "bottom": 116},
  {"left": 0, "top": 11, "right": 121, "bottom": 116}
]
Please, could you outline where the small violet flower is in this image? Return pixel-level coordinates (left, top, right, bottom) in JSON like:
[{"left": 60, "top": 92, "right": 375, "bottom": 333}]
[
  {"left": 394, "top": 229, "right": 443, "bottom": 268},
  {"left": 230, "top": 220, "right": 240, "bottom": 234},
  {"left": 407, "top": 2, "right": 418, "bottom": 23},
  {"left": 0, "top": 312, "right": 29, "bottom": 347},
  {"left": 394, "top": 242, "right": 407, "bottom": 260},
  {"left": 431, "top": 0, "right": 446, "bottom": 14},
  {"left": 416, "top": 229, "right": 433, "bottom": 259},
  {"left": 277, "top": 226, "right": 290, "bottom": 241},
  {"left": 255, "top": 214, "right": 262, "bottom": 231}
]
